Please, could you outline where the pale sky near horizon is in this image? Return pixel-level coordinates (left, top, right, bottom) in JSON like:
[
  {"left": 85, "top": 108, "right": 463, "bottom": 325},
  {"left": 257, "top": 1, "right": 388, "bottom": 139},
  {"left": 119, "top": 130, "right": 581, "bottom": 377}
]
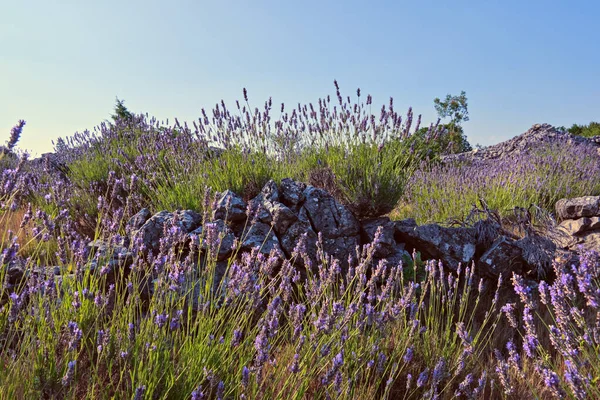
[{"left": 1, "top": 0, "right": 599, "bottom": 157}]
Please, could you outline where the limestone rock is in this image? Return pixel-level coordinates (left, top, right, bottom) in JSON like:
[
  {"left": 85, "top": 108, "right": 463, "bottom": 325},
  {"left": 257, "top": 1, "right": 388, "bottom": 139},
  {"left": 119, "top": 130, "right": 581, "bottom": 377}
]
[
  {"left": 126, "top": 208, "right": 152, "bottom": 233},
  {"left": 131, "top": 210, "right": 202, "bottom": 254},
  {"left": 189, "top": 219, "right": 236, "bottom": 261},
  {"left": 555, "top": 196, "right": 600, "bottom": 220},
  {"left": 477, "top": 236, "right": 525, "bottom": 279},
  {"left": 394, "top": 220, "right": 477, "bottom": 271},
  {"left": 280, "top": 178, "right": 307, "bottom": 209},
  {"left": 361, "top": 217, "right": 398, "bottom": 258},
  {"left": 241, "top": 221, "right": 284, "bottom": 258},
  {"left": 213, "top": 190, "right": 247, "bottom": 223}
]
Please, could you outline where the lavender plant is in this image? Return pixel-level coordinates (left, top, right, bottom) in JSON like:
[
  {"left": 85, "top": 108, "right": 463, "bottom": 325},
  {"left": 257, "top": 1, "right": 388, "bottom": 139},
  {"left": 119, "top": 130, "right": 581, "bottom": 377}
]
[
  {"left": 0, "top": 176, "right": 503, "bottom": 398},
  {"left": 3, "top": 88, "right": 600, "bottom": 399},
  {"left": 48, "top": 82, "right": 442, "bottom": 228},
  {"left": 395, "top": 140, "right": 600, "bottom": 224},
  {"left": 496, "top": 250, "right": 600, "bottom": 399}
]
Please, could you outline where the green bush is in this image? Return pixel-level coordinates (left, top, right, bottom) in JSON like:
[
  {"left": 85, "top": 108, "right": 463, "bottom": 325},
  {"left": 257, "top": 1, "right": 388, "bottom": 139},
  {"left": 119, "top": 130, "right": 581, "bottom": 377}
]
[{"left": 567, "top": 121, "right": 600, "bottom": 138}]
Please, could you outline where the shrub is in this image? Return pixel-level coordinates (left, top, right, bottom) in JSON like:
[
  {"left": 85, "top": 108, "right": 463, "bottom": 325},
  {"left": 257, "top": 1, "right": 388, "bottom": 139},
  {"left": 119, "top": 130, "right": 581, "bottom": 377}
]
[{"left": 566, "top": 121, "right": 600, "bottom": 138}]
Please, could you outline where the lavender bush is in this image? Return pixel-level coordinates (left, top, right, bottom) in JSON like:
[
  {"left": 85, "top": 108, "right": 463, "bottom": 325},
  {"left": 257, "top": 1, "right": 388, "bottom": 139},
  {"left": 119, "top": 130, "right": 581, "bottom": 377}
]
[
  {"left": 46, "top": 82, "right": 443, "bottom": 231},
  {"left": 2, "top": 83, "right": 600, "bottom": 399},
  {"left": 395, "top": 141, "right": 600, "bottom": 224},
  {"left": 0, "top": 192, "right": 502, "bottom": 398}
]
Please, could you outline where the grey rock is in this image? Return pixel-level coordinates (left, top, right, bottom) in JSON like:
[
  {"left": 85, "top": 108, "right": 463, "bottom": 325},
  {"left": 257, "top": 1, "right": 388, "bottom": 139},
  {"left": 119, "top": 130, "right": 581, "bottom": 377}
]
[
  {"left": 189, "top": 219, "right": 235, "bottom": 261},
  {"left": 248, "top": 181, "right": 299, "bottom": 235},
  {"left": 213, "top": 190, "right": 247, "bottom": 223},
  {"left": 361, "top": 217, "right": 398, "bottom": 258},
  {"left": 241, "top": 221, "right": 284, "bottom": 258},
  {"left": 299, "top": 186, "right": 361, "bottom": 268},
  {"left": 131, "top": 210, "right": 171, "bottom": 253},
  {"left": 279, "top": 211, "right": 318, "bottom": 268},
  {"left": 556, "top": 196, "right": 600, "bottom": 220},
  {"left": 254, "top": 200, "right": 297, "bottom": 235},
  {"left": 395, "top": 221, "right": 477, "bottom": 271},
  {"left": 5, "top": 262, "right": 62, "bottom": 289},
  {"left": 260, "top": 180, "right": 280, "bottom": 202},
  {"left": 546, "top": 225, "right": 580, "bottom": 249},
  {"left": 558, "top": 217, "right": 594, "bottom": 236},
  {"left": 301, "top": 186, "right": 360, "bottom": 238},
  {"left": 321, "top": 235, "right": 361, "bottom": 266},
  {"left": 572, "top": 231, "right": 600, "bottom": 252},
  {"left": 515, "top": 235, "right": 556, "bottom": 279},
  {"left": 375, "top": 247, "right": 411, "bottom": 269},
  {"left": 247, "top": 197, "right": 273, "bottom": 224},
  {"left": 86, "top": 240, "right": 135, "bottom": 285},
  {"left": 126, "top": 208, "right": 152, "bottom": 232},
  {"left": 280, "top": 178, "right": 307, "bottom": 209},
  {"left": 131, "top": 210, "right": 202, "bottom": 254},
  {"left": 442, "top": 124, "right": 600, "bottom": 165},
  {"left": 174, "top": 210, "right": 203, "bottom": 232},
  {"left": 477, "top": 236, "right": 525, "bottom": 279},
  {"left": 88, "top": 240, "right": 131, "bottom": 260}
]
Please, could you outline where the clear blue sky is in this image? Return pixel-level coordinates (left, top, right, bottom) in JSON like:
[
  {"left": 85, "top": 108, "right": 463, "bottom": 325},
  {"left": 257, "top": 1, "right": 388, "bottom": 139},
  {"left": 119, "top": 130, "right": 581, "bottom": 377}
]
[{"left": 1, "top": 0, "right": 598, "bottom": 156}]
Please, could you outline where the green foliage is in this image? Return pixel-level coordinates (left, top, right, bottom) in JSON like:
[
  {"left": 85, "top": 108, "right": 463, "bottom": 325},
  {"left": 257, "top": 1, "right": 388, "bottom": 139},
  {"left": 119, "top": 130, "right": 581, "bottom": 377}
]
[
  {"left": 566, "top": 121, "right": 600, "bottom": 138},
  {"left": 111, "top": 98, "right": 134, "bottom": 123},
  {"left": 409, "top": 124, "right": 472, "bottom": 156},
  {"left": 433, "top": 91, "right": 469, "bottom": 126},
  {"left": 60, "top": 118, "right": 438, "bottom": 222},
  {"left": 430, "top": 91, "right": 473, "bottom": 154}
]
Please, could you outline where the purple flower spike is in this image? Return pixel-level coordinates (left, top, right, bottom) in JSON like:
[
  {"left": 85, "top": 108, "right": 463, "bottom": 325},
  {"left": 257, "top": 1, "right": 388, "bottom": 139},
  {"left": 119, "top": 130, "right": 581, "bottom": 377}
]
[
  {"left": 7, "top": 120, "right": 25, "bottom": 151},
  {"left": 61, "top": 360, "right": 76, "bottom": 386}
]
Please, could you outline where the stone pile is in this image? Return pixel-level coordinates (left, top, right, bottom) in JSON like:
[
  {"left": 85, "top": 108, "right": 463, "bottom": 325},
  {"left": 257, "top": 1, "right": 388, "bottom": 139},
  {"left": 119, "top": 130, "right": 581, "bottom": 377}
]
[
  {"left": 92, "top": 179, "right": 587, "bottom": 286},
  {"left": 441, "top": 123, "right": 600, "bottom": 164},
  {"left": 550, "top": 195, "right": 600, "bottom": 252},
  {"left": 5, "top": 179, "right": 599, "bottom": 302}
]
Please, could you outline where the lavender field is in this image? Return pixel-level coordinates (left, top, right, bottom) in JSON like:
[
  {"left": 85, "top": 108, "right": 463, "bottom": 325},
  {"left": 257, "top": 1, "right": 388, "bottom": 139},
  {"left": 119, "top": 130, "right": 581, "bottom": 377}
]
[{"left": 1, "top": 86, "right": 600, "bottom": 399}]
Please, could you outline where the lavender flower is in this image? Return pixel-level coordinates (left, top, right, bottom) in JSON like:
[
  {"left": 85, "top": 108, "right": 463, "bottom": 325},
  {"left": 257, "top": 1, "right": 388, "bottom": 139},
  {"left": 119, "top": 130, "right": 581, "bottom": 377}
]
[
  {"left": 7, "top": 120, "right": 25, "bottom": 151},
  {"left": 216, "top": 381, "right": 224, "bottom": 400},
  {"left": 67, "top": 321, "right": 82, "bottom": 351},
  {"left": 289, "top": 353, "right": 300, "bottom": 373},
  {"left": 154, "top": 313, "right": 169, "bottom": 329},
  {"left": 133, "top": 385, "right": 146, "bottom": 400},
  {"left": 500, "top": 303, "right": 518, "bottom": 329},
  {"left": 540, "top": 367, "right": 564, "bottom": 398},
  {"left": 241, "top": 366, "right": 250, "bottom": 388},
  {"left": 432, "top": 358, "right": 447, "bottom": 385},
  {"left": 416, "top": 368, "right": 429, "bottom": 387},
  {"left": 62, "top": 360, "right": 76, "bottom": 386},
  {"left": 231, "top": 329, "right": 243, "bottom": 347},
  {"left": 455, "top": 373, "right": 473, "bottom": 398},
  {"left": 191, "top": 385, "right": 205, "bottom": 400},
  {"left": 403, "top": 347, "right": 414, "bottom": 363},
  {"left": 564, "top": 359, "right": 587, "bottom": 399}
]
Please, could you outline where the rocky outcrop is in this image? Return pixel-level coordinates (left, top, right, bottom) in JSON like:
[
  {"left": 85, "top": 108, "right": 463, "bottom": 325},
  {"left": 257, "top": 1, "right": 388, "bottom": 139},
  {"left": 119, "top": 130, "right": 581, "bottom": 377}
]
[
  {"left": 442, "top": 124, "right": 600, "bottom": 164},
  {"left": 98, "top": 183, "right": 600, "bottom": 284},
  {"left": 6, "top": 177, "right": 599, "bottom": 303},
  {"left": 130, "top": 209, "right": 202, "bottom": 253},
  {"left": 117, "top": 180, "right": 596, "bottom": 287}
]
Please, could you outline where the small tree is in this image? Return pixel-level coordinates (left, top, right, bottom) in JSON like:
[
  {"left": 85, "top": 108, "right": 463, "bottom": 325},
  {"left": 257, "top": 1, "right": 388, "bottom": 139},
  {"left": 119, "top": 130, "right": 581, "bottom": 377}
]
[
  {"left": 111, "top": 97, "right": 134, "bottom": 123},
  {"left": 433, "top": 91, "right": 472, "bottom": 153}
]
